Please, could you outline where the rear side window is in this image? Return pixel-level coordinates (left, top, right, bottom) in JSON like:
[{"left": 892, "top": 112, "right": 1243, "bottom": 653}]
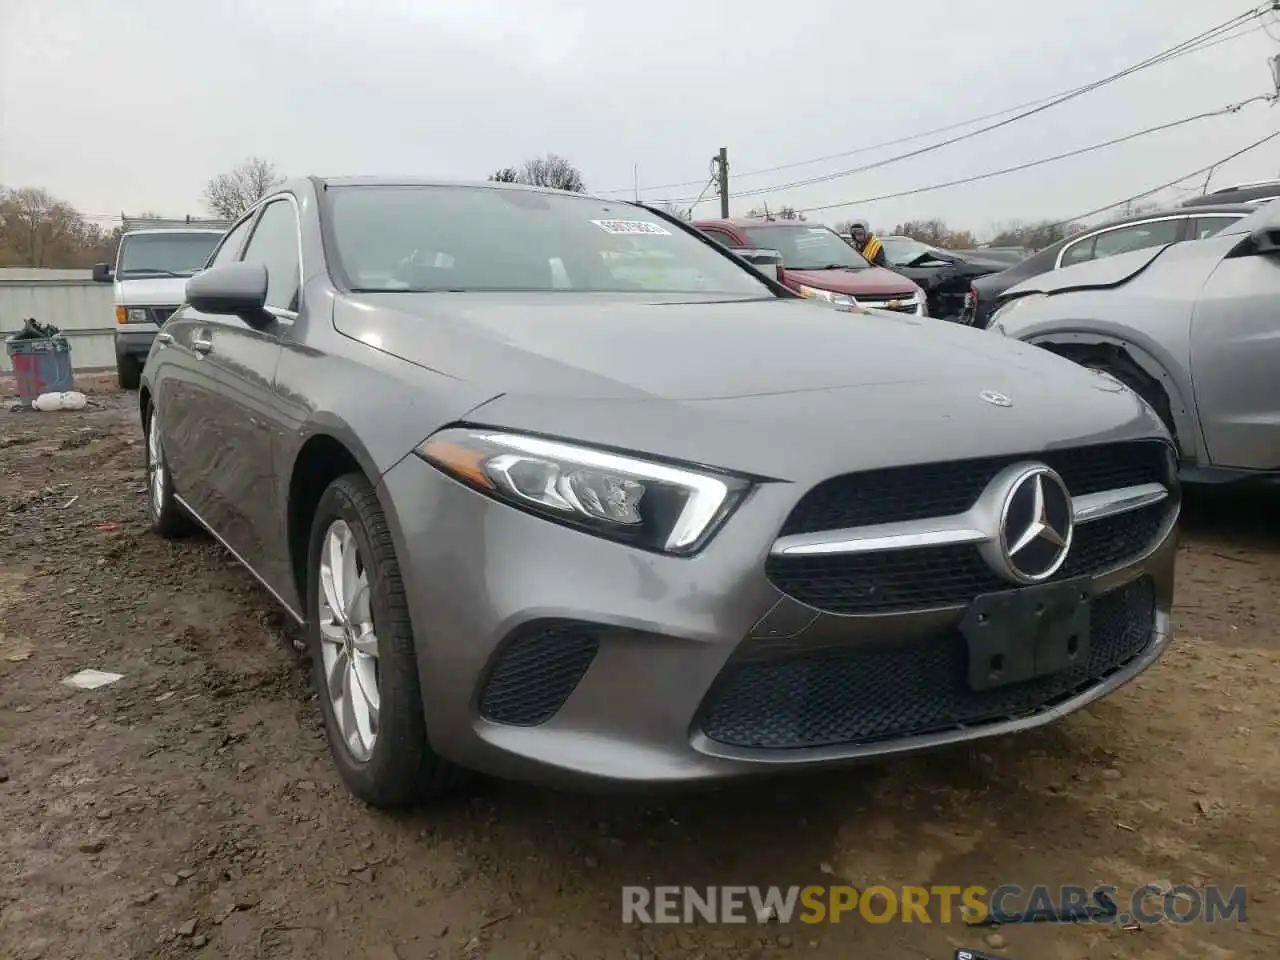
[
  {"left": 1060, "top": 219, "right": 1182, "bottom": 267},
  {"left": 1192, "top": 216, "right": 1241, "bottom": 240},
  {"left": 1091, "top": 219, "right": 1181, "bottom": 260},
  {"left": 699, "top": 229, "right": 737, "bottom": 248},
  {"left": 240, "top": 199, "right": 301, "bottom": 311},
  {"left": 1060, "top": 236, "right": 1096, "bottom": 267}
]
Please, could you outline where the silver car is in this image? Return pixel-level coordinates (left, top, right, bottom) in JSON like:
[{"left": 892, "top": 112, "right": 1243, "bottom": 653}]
[
  {"left": 990, "top": 199, "right": 1280, "bottom": 484},
  {"left": 140, "top": 178, "right": 1178, "bottom": 807}
]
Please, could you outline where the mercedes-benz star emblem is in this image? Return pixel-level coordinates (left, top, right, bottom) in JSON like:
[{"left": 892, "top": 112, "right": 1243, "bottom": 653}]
[
  {"left": 994, "top": 466, "right": 1073, "bottom": 583},
  {"left": 979, "top": 390, "right": 1012, "bottom": 407}
]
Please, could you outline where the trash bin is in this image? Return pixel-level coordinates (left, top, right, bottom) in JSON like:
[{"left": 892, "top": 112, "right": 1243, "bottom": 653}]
[{"left": 6, "top": 333, "right": 75, "bottom": 407}]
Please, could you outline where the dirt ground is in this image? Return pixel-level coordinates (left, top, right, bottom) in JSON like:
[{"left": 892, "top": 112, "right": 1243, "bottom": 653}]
[{"left": 1, "top": 377, "right": 1277, "bottom": 960}]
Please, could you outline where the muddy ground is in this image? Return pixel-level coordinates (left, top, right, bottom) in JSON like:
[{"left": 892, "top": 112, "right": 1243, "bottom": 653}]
[{"left": 1, "top": 377, "right": 1277, "bottom": 960}]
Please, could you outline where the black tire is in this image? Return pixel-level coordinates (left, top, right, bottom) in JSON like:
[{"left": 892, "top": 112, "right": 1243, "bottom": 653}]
[
  {"left": 305, "top": 473, "right": 465, "bottom": 807},
  {"left": 116, "top": 354, "right": 142, "bottom": 391},
  {"left": 1084, "top": 354, "right": 1177, "bottom": 440},
  {"left": 143, "top": 404, "right": 195, "bottom": 538}
]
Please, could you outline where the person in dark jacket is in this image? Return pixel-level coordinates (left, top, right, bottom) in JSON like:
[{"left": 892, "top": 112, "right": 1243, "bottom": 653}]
[{"left": 848, "top": 220, "right": 888, "bottom": 267}]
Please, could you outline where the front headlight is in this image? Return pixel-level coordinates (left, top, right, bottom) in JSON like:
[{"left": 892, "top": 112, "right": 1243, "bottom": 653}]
[
  {"left": 798, "top": 285, "right": 857, "bottom": 308},
  {"left": 988, "top": 293, "right": 1046, "bottom": 334},
  {"left": 417, "top": 428, "right": 750, "bottom": 555},
  {"left": 911, "top": 288, "right": 928, "bottom": 317},
  {"left": 115, "top": 306, "right": 150, "bottom": 325}
]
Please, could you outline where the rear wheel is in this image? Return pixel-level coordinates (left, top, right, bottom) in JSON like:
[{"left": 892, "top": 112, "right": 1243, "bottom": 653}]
[
  {"left": 305, "top": 473, "right": 465, "bottom": 807},
  {"left": 116, "top": 354, "right": 142, "bottom": 390}
]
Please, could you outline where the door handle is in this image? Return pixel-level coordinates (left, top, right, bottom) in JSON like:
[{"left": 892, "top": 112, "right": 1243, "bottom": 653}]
[
  {"left": 192, "top": 337, "right": 213, "bottom": 355},
  {"left": 156, "top": 332, "right": 174, "bottom": 345}
]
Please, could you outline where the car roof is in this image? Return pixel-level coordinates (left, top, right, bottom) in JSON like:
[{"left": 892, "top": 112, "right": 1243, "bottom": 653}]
[
  {"left": 1076, "top": 202, "right": 1255, "bottom": 230},
  {"left": 1181, "top": 183, "right": 1280, "bottom": 206},
  {"left": 314, "top": 175, "right": 623, "bottom": 203}
]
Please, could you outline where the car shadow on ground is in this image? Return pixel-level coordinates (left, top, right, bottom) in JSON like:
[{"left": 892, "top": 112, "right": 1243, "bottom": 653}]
[{"left": 1179, "top": 484, "right": 1280, "bottom": 551}]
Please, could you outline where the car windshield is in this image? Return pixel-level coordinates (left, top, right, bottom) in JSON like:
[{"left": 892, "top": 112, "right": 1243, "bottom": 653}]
[
  {"left": 879, "top": 236, "right": 949, "bottom": 265},
  {"left": 322, "top": 185, "right": 775, "bottom": 296},
  {"left": 116, "top": 233, "right": 222, "bottom": 279},
  {"left": 741, "top": 225, "right": 870, "bottom": 271}
]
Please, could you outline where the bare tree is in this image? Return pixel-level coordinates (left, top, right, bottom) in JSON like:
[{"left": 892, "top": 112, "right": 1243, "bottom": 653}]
[
  {"left": 520, "top": 154, "right": 585, "bottom": 192},
  {"left": 487, "top": 154, "right": 586, "bottom": 192},
  {"left": 656, "top": 201, "right": 693, "bottom": 221},
  {"left": 203, "top": 158, "right": 283, "bottom": 218},
  {"left": 0, "top": 187, "right": 95, "bottom": 267},
  {"left": 745, "top": 205, "right": 806, "bottom": 221},
  {"left": 989, "top": 218, "right": 1082, "bottom": 252},
  {"left": 889, "top": 219, "right": 976, "bottom": 249}
]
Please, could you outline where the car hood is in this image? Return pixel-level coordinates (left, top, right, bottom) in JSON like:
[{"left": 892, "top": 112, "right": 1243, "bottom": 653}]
[
  {"left": 113, "top": 276, "right": 191, "bottom": 305},
  {"left": 784, "top": 266, "right": 917, "bottom": 296},
  {"left": 470, "top": 363, "right": 1159, "bottom": 482},
  {"left": 896, "top": 259, "right": 1004, "bottom": 286},
  {"left": 1004, "top": 245, "right": 1168, "bottom": 297},
  {"left": 335, "top": 291, "right": 1160, "bottom": 477}
]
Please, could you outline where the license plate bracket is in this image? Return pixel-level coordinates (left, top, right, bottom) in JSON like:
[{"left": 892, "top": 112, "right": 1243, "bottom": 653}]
[{"left": 960, "top": 576, "right": 1092, "bottom": 691}]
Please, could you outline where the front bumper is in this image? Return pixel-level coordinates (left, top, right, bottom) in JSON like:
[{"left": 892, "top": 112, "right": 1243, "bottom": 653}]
[
  {"left": 115, "top": 324, "right": 159, "bottom": 358},
  {"left": 379, "top": 449, "right": 1177, "bottom": 786}
]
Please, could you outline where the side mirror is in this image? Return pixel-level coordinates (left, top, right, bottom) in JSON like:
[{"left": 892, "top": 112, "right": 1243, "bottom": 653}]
[
  {"left": 729, "top": 247, "right": 785, "bottom": 284},
  {"left": 186, "top": 262, "right": 272, "bottom": 328},
  {"left": 91, "top": 262, "right": 113, "bottom": 283}
]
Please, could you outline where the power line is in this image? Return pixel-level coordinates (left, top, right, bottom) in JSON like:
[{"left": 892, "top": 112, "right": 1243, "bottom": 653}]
[
  {"left": 785, "top": 95, "right": 1274, "bottom": 215},
  {"left": 1049, "top": 128, "right": 1280, "bottom": 228},
  {"left": 723, "top": 18, "right": 1268, "bottom": 189},
  {"left": 714, "top": 8, "right": 1267, "bottom": 203},
  {"left": 611, "top": 5, "right": 1267, "bottom": 200}
]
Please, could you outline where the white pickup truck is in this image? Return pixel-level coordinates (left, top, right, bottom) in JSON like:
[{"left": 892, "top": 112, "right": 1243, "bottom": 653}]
[{"left": 92, "top": 222, "right": 227, "bottom": 388}]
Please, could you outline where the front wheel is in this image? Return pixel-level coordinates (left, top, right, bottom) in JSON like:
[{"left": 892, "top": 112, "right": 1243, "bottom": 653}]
[
  {"left": 305, "top": 473, "right": 464, "bottom": 807},
  {"left": 144, "top": 405, "right": 194, "bottom": 538}
]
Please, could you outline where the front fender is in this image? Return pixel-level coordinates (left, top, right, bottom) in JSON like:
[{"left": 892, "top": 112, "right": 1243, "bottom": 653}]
[{"left": 996, "top": 300, "right": 1201, "bottom": 462}]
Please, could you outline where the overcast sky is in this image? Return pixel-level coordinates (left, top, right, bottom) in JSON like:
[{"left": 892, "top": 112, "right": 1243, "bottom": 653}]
[{"left": 1, "top": 0, "right": 1277, "bottom": 238}]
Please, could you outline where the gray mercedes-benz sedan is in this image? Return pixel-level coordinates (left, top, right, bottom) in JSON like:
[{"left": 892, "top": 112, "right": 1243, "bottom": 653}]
[{"left": 139, "top": 177, "right": 1179, "bottom": 807}]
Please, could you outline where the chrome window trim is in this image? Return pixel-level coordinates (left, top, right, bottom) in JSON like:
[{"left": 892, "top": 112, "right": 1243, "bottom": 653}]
[{"left": 1054, "top": 215, "right": 1191, "bottom": 270}]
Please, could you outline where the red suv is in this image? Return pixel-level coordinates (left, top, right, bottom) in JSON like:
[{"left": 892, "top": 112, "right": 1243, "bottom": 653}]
[{"left": 694, "top": 218, "right": 927, "bottom": 315}]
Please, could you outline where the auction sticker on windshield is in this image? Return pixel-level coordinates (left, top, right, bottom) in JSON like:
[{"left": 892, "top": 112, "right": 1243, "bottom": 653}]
[{"left": 591, "top": 219, "right": 673, "bottom": 236}]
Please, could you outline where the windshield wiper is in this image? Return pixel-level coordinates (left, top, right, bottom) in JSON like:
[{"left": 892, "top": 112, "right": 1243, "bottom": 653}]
[
  {"left": 122, "top": 267, "right": 191, "bottom": 278},
  {"left": 798, "top": 263, "right": 860, "bottom": 271}
]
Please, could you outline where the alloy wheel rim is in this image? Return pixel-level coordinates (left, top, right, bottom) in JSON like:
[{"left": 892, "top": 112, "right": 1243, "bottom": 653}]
[
  {"left": 317, "top": 519, "right": 380, "bottom": 761},
  {"left": 148, "top": 413, "right": 165, "bottom": 517}
]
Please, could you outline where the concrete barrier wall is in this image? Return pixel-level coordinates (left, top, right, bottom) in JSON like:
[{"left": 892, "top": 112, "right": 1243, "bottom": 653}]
[{"left": 0, "top": 269, "right": 116, "bottom": 372}]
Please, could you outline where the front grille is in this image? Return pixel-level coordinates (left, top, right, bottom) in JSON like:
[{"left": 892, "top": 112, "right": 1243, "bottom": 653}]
[
  {"left": 859, "top": 297, "right": 919, "bottom": 315},
  {"left": 699, "top": 577, "right": 1156, "bottom": 750},
  {"left": 781, "top": 441, "right": 1169, "bottom": 536},
  {"left": 766, "top": 502, "right": 1169, "bottom": 615},
  {"left": 150, "top": 306, "right": 179, "bottom": 326},
  {"left": 477, "top": 622, "right": 599, "bottom": 726}
]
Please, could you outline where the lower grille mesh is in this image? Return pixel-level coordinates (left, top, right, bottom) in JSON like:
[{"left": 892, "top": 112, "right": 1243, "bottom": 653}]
[
  {"left": 478, "top": 622, "right": 599, "bottom": 726},
  {"left": 699, "top": 577, "right": 1156, "bottom": 750}
]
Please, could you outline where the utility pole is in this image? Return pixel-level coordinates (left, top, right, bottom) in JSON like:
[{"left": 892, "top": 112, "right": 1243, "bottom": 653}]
[{"left": 714, "top": 147, "right": 729, "bottom": 218}]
